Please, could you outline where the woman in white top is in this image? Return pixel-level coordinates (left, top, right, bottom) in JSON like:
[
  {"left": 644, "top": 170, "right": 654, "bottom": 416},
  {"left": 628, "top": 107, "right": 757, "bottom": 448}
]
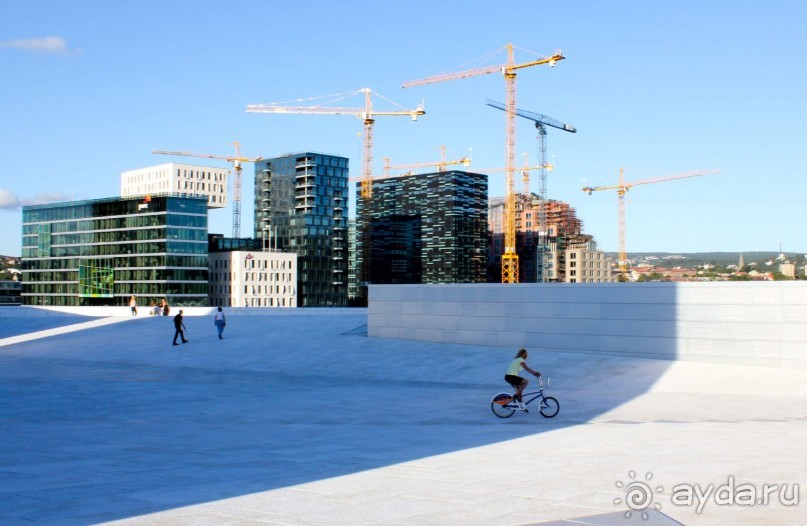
[
  {"left": 504, "top": 348, "right": 541, "bottom": 409},
  {"left": 214, "top": 307, "right": 226, "bottom": 339}
]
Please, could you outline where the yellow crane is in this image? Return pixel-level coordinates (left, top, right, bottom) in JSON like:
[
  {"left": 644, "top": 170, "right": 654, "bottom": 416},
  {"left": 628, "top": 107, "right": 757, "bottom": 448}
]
[
  {"left": 348, "top": 146, "right": 470, "bottom": 182},
  {"left": 382, "top": 145, "right": 471, "bottom": 177},
  {"left": 403, "top": 44, "right": 564, "bottom": 283},
  {"left": 583, "top": 168, "right": 720, "bottom": 279},
  {"left": 246, "top": 88, "right": 424, "bottom": 201},
  {"left": 152, "top": 142, "right": 261, "bottom": 238},
  {"left": 247, "top": 88, "right": 424, "bottom": 295}
]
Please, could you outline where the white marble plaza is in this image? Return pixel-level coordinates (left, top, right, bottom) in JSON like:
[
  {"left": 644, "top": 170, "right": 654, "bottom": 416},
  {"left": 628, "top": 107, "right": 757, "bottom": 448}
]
[{"left": 0, "top": 307, "right": 805, "bottom": 525}]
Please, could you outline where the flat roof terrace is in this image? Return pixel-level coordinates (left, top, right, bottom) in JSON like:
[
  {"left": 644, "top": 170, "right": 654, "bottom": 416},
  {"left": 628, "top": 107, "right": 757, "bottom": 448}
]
[{"left": 0, "top": 306, "right": 805, "bottom": 525}]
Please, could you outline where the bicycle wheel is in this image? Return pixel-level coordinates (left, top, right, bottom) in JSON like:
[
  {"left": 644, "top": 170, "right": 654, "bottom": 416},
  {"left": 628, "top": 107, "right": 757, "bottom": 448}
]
[
  {"left": 539, "top": 396, "right": 560, "bottom": 418},
  {"left": 491, "top": 393, "right": 516, "bottom": 418}
]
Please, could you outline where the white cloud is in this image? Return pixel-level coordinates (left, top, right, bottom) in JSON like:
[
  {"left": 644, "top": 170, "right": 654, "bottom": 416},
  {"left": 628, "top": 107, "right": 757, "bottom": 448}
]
[
  {"left": 0, "top": 188, "right": 73, "bottom": 210},
  {"left": 0, "top": 36, "right": 76, "bottom": 55},
  {"left": 0, "top": 188, "right": 22, "bottom": 210}
]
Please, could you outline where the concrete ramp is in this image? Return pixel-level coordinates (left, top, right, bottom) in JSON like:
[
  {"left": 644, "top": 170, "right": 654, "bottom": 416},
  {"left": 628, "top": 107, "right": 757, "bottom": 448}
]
[{"left": 0, "top": 309, "right": 804, "bottom": 525}]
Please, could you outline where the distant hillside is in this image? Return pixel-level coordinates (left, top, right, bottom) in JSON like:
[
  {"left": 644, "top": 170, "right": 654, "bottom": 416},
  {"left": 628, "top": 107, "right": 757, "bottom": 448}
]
[{"left": 606, "top": 252, "right": 804, "bottom": 267}]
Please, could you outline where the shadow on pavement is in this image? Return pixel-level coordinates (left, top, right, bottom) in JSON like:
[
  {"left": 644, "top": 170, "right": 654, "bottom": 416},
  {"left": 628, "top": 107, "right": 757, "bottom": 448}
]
[{"left": 0, "top": 304, "right": 677, "bottom": 524}]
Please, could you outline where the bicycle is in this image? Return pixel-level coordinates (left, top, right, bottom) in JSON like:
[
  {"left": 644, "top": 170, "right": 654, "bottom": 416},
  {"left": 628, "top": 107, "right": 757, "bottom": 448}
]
[{"left": 490, "top": 376, "right": 560, "bottom": 418}]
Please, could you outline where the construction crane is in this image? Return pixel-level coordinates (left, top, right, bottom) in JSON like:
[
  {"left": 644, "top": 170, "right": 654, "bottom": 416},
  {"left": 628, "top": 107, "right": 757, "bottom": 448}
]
[
  {"left": 382, "top": 145, "right": 471, "bottom": 177},
  {"left": 583, "top": 168, "right": 720, "bottom": 280},
  {"left": 347, "top": 146, "right": 469, "bottom": 181},
  {"left": 247, "top": 88, "right": 425, "bottom": 296},
  {"left": 403, "top": 44, "right": 564, "bottom": 283},
  {"left": 486, "top": 99, "right": 576, "bottom": 282},
  {"left": 152, "top": 142, "right": 261, "bottom": 238},
  {"left": 247, "top": 88, "right": 424, "bottom": 201}
]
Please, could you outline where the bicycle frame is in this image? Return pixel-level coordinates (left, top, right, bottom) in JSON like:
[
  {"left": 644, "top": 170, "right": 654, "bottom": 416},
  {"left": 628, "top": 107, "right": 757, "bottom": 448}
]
[{"left": 520, "top": 388, "right": 547, "bottom": 407}]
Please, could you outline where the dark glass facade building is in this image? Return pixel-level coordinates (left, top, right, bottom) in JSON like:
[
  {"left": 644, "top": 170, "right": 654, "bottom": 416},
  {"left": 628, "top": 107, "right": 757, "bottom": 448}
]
[
  {"left": 253, "top": 152, "right": 349, "bottom": 307},
  {"left": 21, "top": 194, "right": 209, "bottom": 307},
  {"left": 356, "top": 170, "right": 489, "bottom": 290}
]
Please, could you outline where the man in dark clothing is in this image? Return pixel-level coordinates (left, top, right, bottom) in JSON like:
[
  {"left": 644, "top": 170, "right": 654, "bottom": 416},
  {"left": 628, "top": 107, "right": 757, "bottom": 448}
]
[{"left": 173, "top": 310, "right": 188, "bottom": 345}]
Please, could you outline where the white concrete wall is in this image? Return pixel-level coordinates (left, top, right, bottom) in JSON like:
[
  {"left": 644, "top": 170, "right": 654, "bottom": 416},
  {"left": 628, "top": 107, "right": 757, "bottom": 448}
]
[{"left": 368, "top": 282, "right": 807, "bottom": 368}]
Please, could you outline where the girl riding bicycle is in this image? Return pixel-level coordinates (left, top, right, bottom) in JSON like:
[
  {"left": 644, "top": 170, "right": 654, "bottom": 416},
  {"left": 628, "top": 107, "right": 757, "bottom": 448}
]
[{"left": 505, "top": 348, "right": 541, "bottom": 410}]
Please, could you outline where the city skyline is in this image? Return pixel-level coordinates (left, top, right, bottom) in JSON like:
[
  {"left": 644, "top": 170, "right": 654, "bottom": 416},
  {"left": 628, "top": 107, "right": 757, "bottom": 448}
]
[{"left": 1, "top": 1, "right": 805, "bottom": 257}]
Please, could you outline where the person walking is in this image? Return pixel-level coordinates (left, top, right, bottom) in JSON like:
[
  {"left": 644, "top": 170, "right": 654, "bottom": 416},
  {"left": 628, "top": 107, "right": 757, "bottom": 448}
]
[
  {"left": 129, "top": 295, "right": 138, "bottom": 316},
  {"left": 172, "top": 309, "right": 188, "bottom": 346},
  {"left": 213, "top": 306, "right": 226, "bottom": 339}
]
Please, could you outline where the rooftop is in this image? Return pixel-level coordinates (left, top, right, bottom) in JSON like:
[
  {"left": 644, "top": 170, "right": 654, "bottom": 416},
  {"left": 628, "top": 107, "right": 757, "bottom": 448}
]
[{"left": 0, "top": 306, "right": 805, "bottom": 525}]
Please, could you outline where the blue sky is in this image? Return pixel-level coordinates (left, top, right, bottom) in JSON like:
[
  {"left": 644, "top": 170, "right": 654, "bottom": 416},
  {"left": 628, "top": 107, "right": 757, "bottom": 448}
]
[{"left": 1, "top": 1, "right": 805, "bottom": 257}]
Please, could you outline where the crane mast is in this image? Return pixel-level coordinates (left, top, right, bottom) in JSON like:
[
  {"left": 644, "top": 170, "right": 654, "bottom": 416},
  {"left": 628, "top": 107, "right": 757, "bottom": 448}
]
[
  {"left": 152, "top": 142, "right": 261, "bottom": 238},
  {"left": 403, "top": 44, "right": 563, "bottom": 283},
  {"left": 486, "top": 99, "right": 576, "bottom": 282}
]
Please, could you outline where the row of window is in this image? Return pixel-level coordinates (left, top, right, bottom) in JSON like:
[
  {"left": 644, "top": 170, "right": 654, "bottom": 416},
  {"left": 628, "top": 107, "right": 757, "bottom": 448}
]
[
  {"left": 23, "top": 282, "right": 209, "bottom": 295},
  {"left": 22, "top": 214, "right": 171, "bottom": 236},
  {"left": 22, "top": 197, "right": 207, "bottom": 223},
  {"left": 37, "top": 228, "right": 207, "bottom": 246},
  {"left": 34, "top": 241, "right": 208, "bottom": 258},
  {"left": 209, "top": 272, "right": 293, "bottom": 283},
  {"left": 21, "top": 256, "right": 209, "bottom": 270},
  {"left": 209, "top": 284, "right": 296, "bottom": 296},
  {"left": 568, "top": 261, "right": 607, "bottom": 269}
]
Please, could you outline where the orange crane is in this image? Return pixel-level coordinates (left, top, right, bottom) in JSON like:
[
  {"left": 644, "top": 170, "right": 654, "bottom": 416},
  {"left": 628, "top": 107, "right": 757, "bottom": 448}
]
[
  {"left": 152, "top": 142, "right": 261, "bottom": 238},
  {"left": 583, "top": 168, "right": 720, "bottom": 279},
  {"left": 403, "top": 44, "right": 564, "bottom": 283},
  {"left": 247, "top": 88, "right": 424, "bottom": 295}
]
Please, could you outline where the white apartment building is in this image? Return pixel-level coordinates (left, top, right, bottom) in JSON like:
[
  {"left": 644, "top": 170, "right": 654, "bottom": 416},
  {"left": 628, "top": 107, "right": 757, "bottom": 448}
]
[
  {"left": 208, "top": 251, "right": 297, "bottom": 308},
  {"left": 564, "top": 241, "right": 616, "bottom": 283},
  {"left": 121, "top": 163, "right": 229, "bottom": 209}
]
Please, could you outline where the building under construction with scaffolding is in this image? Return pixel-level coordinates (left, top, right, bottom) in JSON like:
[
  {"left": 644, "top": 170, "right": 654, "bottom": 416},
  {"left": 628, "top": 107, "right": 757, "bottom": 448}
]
[{"left": 489, "top": 194, "right": 615, "bottom": 283}]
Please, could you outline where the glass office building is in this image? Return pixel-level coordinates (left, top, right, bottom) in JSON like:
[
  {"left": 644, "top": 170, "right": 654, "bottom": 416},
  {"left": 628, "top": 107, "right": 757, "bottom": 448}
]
[
  {"left": 254, "top": 152, "right": 349, "bottom": 307},
  {"left": 355, "top": 170, "right": 489, "bottom": 292},
  {"left": 21, "top": 194, "right": 209, "bottom": 307}
]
